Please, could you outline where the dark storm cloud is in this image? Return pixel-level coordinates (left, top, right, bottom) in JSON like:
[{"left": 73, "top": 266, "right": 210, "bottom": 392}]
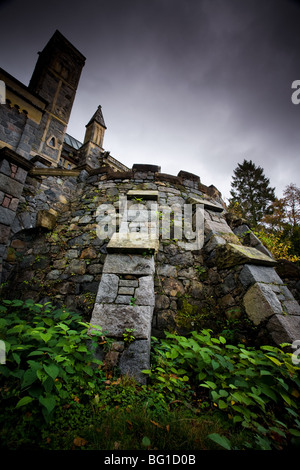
[{"left": 0, "top": 0, "right": 300, "bottom": 200}]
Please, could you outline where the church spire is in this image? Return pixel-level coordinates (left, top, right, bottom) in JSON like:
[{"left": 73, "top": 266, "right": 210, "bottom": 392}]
[
  {"left": 83, "top": 105, "right": 106, "bottom": 149},
  {"left": 86, "top": 105, "right": 106, "bottom": 129}
]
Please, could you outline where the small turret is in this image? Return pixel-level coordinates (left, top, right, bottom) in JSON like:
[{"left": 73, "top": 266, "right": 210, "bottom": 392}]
[{"left": 83, "top": 105, "right": 106, "bottom": 150}]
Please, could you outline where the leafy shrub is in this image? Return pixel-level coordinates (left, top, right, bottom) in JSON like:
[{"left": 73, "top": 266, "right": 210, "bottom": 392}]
[
  {"left": 143, "top": 330, "right": 300, "bottom": 449},
  {"left": 0, "top": 299, "right": 105, "bottom": 424}
]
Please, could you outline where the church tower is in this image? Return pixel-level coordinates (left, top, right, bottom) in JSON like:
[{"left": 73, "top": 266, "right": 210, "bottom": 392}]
[{"left": 28, "top": 30, "right": 86, "bottom": 165}]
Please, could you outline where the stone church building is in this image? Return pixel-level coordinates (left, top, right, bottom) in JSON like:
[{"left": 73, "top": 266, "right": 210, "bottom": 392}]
[{"left": 1, "top": 31, "right": 300, "bottom": 381}]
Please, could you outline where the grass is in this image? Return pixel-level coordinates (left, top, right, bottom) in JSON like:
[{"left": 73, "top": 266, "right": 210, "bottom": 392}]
[{"left": 3, "top": 402, "right": 247, "bottom": 451}]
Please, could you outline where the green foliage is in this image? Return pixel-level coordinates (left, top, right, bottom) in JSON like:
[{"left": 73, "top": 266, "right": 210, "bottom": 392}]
[
  {"left": 123, "top": 328, "right": 136, "bottom": 345},
  {"left": 143, "top": 330, "right": 300, "bottom": 449},
  {"left": 0, "top": 299, "right": 105, "bottom": 424},
  {"left": 1, "top": 300, "right": 300, "bottom": 450}
]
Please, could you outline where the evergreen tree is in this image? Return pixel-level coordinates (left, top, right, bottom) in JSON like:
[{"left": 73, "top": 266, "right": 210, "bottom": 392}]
[{"left": 229, "top": 159, "right": 275, "bottom": 228}]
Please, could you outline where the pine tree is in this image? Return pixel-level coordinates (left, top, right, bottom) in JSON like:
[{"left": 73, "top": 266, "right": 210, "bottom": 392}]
[{"left": 229, "top": 159, "right": 275, "bottom": 228}]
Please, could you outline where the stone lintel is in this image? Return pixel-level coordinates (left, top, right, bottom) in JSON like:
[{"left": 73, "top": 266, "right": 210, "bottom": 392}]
[
  {"left": 107, "top": 232, "right": 159, "bottom": 254},
  {"left": 103, "top": 253, "right": 155, "bottom": 275}
]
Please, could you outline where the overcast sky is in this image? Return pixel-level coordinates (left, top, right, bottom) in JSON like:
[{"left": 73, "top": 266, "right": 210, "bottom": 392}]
[{"left": 1, "top": 0, "right": 300, "bottom": 202}]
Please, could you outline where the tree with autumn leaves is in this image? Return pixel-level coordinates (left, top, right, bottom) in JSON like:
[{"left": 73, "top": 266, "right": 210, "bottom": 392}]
[{"left": 229, "top": 159, "right": 300, "bottom": 262}]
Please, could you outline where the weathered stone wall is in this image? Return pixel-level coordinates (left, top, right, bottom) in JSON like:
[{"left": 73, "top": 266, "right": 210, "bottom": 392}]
[
  {"left": 1, "top": 163, "right": 300, "bottom": 381},
  {"left": 0, "top": 103, "right": 40, "bottom": 159}
]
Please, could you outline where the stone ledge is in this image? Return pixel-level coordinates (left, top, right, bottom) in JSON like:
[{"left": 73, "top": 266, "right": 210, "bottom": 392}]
[
  {"left": 29, "top": 168, "right": 80, "bottom": 177},
  {"left": 188, "top": 196, "right": 224, "bottom": 213},
  {"left": 107, "top": 232, "right": 159, "bottom": 254},
  {"left": 127, "top": 189, "right": 159, "bottom": 200},
  {"left": 0, "top": 146, "right": 34, "bottom": 171},
  {"left": 216, "top": 243, "right": 277, "bottom": 269},
  {"left": 132, "top": 164, "right": 161, "bottom": 173}
]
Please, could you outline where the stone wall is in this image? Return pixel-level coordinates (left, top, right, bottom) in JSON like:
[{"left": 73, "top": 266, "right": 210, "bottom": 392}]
[{"left": 1, "top": 162, "right": 300, "bottom": 382}]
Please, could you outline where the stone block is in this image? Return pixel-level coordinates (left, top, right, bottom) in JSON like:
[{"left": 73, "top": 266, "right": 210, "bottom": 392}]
[
  {"left": 0, "top": 224, "right": 10, "bottom": 243},
  {"left": 282, "top": 300, "right": 300, "bottom": 316},
  {"left": 155, "top": 294, "right": 170, "bottom": 310},
  {"left": 127, "top": 189, "right": 159, "bottom": 200},
  {"left": 135, "top": 275, "right": 155, "bottom": 306},
  {"left": 168, "top": 251, "right": 194, "bottom": 267},
  {"left": 0, "top": 206, "right": 16, "bottom": 226},
  {"left": 107, "top": 232, "right": 159, "bottom": 254},
  {"left": 103, "top": 253, "right": 155, "bottom": 276},
  {"left": 243, "top": 282, "right": 283, "bottom": 325},
  {"left": 162, "top": 277, "right": 185, "bottom": 297},
  {"left": 239, "top": 264, "right": 283, "bottom": 288},
  {"left": 217, "top": 243, "right": 277, "bottom": 269},
  {"left": 233, "top": 224, "right": 251, "bottom": 237},
  {"left": 90, "top": 304, "right": 153, "bottom": 339},
  {"left": 66, "top": 249, "right": 79, "bottom": 259},
  {"left": 204, "top": 218, "right": 233, "bottom": 237},
  {"left": 95, "top": 273, "right": 119, "bottom": 303},
  {"left": 0, "top": 173, "right": 23, "bottom": 198},
  {"left": 36, "top": 210, "right": 56, "bottom": 230},
  {"left": 119, "top": 279, "right": 139, "bottom": 287},
  {"left": 119, "top": 339, "right": 150, "bottom": 384},
  {"left": 156, "top": 264, "right": 177, "bottom": 277},
  {"left": 267, "top": 314, "right": 300, "bottom": 346},
  {"left": 188, "top": 196, "right": 224, "bottom": 212},
  {"left": 115, "top": 295, "right": 132, "bottom": 304},
  {"left": 66, "top": 259, "right": 86, "bottom": 275},
  {"left": 204, "top": 234, "right": 226, "bottom": 253},
  {"left": 132, "top": 163, "right": 161, "bottom": 173},
  {"left": 118, "top": 286, "right": 135, "bottom": 295}
]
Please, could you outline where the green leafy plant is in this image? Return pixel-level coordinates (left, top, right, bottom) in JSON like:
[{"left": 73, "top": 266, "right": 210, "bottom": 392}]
[
  {"left": 143, "top": 330, "right": 300, "bottom": 449},
  {"left": 123, "top": 328, "right": 136, "bottom": 345},
  {"left": 0, "top": 299, "right": 105, "bottom": 423},
  {"left": 129, "top": 297, "right": 136, "bottom": 306}
]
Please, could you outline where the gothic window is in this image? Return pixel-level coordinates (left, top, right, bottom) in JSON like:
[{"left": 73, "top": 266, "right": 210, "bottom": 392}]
[{"left": 47, "top": 135, "right": 57, "bottom": 149}]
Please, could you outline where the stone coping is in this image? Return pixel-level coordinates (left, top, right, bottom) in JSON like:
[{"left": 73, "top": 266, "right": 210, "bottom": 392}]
[{"left": 107, "top": 232, "right": 159, "bottom": 254}]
